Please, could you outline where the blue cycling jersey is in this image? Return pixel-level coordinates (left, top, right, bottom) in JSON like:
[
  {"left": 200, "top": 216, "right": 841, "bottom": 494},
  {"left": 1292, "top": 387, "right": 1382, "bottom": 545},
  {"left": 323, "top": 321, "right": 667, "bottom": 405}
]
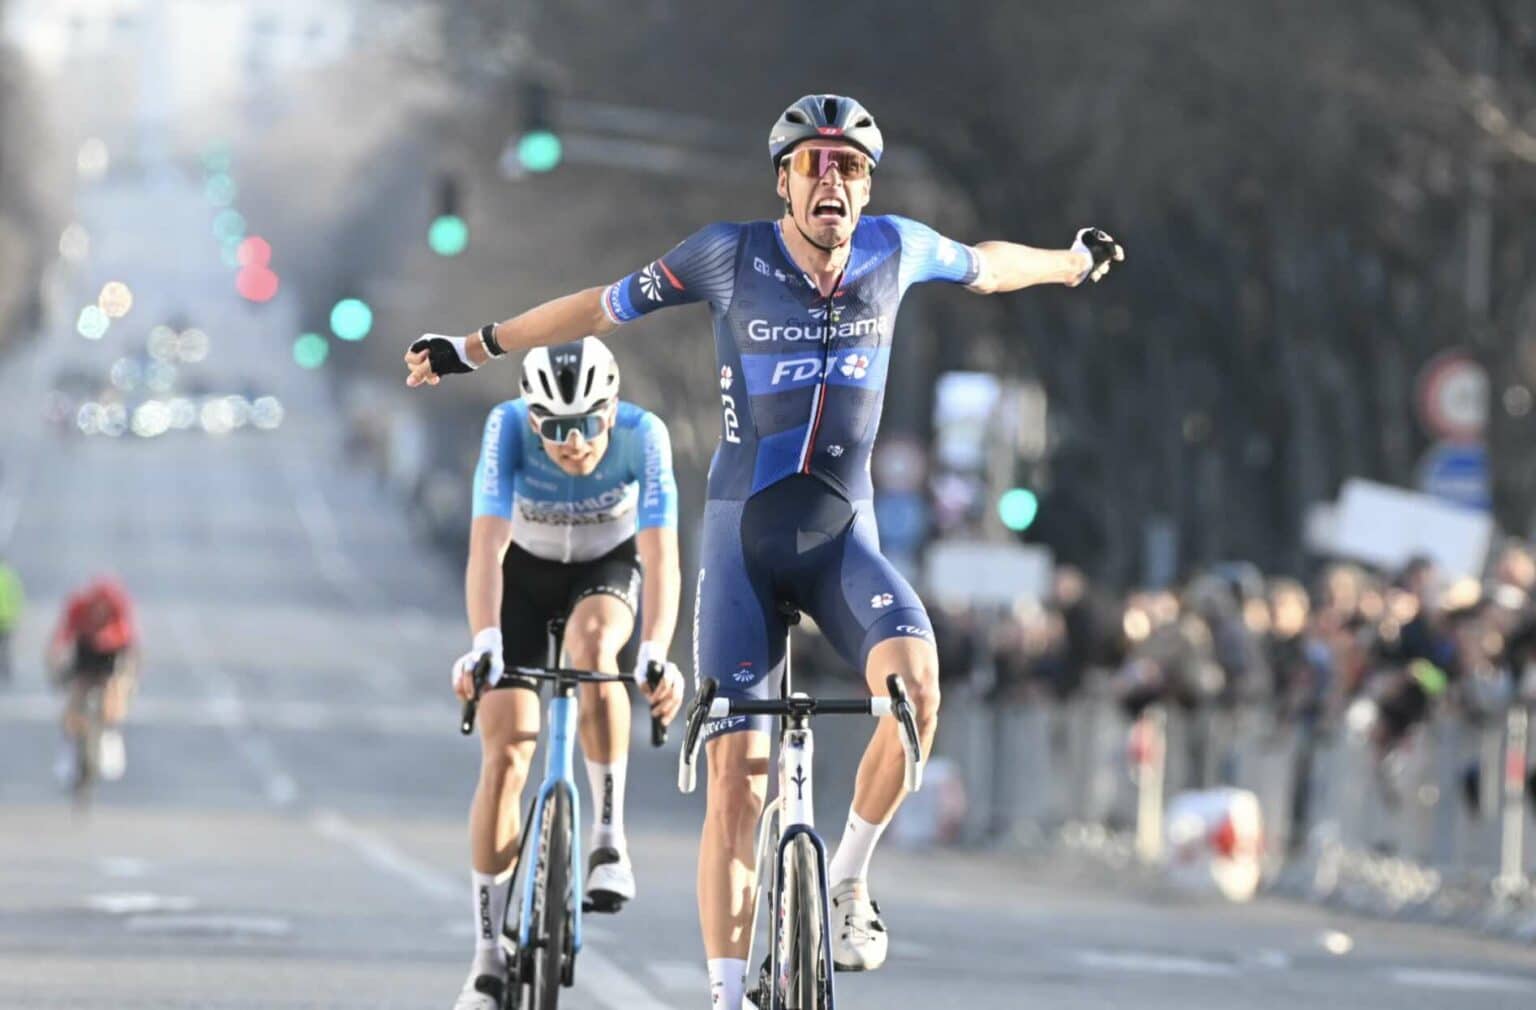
[
  {"left": 472, "top": 399, "right": 677, "bottom": 563},
  {"left": 602, "top": 215, "right": 980, "bottom": 502}
]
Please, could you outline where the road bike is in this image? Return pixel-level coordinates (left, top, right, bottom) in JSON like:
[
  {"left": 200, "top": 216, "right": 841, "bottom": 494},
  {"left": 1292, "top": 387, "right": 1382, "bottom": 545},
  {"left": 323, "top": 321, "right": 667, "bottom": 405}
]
[
  {"left": 678, "top": 604, "right": 923, "bottom": 1010},
  {"left": 460, "top": 618, "right": 668, "bottom": 1010}
]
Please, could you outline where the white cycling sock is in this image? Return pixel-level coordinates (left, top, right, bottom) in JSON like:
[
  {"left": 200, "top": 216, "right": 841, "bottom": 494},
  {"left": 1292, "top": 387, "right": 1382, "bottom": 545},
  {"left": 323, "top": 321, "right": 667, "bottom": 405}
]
[
  {"left": 827, "top": 811, "right": 888, "bottom": 884},
  {"left": 472, "top": 870, "right": 512, "bottom": 955},
  {"left": 584, "top": 757, "right": 627, "bottom": 851},
  {"left": 707, "top": 957, "right": 747, "bottom": 1010}
]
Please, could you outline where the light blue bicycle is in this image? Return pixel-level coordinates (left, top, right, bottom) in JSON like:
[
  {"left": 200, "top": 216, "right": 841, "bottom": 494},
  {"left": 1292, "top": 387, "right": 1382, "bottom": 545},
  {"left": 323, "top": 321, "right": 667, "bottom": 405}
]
[{"left": 460, "top": 617, "right": 667, "bottom": 1010}]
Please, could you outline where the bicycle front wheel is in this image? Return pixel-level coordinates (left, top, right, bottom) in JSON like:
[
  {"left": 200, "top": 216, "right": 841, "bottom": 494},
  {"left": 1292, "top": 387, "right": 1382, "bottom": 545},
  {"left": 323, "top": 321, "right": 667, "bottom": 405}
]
[
  {"left": 527, "top": 788, "right": 574, "bottom": 1010},
  {"left": 778, "top": 835, "right": 830, "bottom": 1010}
]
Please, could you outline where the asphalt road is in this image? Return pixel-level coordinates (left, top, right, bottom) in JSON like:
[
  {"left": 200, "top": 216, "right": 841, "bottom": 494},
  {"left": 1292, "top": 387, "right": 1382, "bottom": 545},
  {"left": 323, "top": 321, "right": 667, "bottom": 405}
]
[{"left": 0, "top": 142, "right": 1534, "bottom": 1010}]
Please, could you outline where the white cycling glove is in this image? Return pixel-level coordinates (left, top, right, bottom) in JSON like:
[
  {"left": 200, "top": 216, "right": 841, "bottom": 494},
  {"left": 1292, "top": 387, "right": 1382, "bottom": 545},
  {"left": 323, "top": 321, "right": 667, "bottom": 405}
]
[
  {"left": 1070, "top": 227, "right": 1125, "bottom": 284},
  {"left": 453, "top": 627, "right": 505, "bottom": 692},
  {"left": 635, "top": 640, "right": 685, "bottom": 696}
]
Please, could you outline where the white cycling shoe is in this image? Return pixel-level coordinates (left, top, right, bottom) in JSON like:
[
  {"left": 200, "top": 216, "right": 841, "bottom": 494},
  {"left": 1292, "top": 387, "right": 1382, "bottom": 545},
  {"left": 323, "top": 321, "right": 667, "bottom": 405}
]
[
  {"left": 583, "top": 846, "right": 635, "bottom": 914},
  {"left": 830, "top": 878, "right": 888, "bottom": 972},
  {"left": 452, "top": 953, "right": 507, "bottom": 1010},
  {"left": 99, "top": 729, "right": 126, "bottom": 781}
]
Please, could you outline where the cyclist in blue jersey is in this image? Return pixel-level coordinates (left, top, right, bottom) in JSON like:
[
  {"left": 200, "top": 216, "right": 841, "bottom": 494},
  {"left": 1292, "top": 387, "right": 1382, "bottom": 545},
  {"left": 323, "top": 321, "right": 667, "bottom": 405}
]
[
  {"left": 446, "top": 336, "right": 686, "bottom": 1010},
  {"left": 408, "top": 94, "right": 1124, "bottom": 1008}
]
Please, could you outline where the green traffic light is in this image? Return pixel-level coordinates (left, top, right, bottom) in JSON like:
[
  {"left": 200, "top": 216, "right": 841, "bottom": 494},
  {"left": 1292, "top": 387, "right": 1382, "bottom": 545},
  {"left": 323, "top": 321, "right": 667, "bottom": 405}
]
[
  {"left": 212, "top": 208, "right": 246, "bottom": 243},
  {"left": 428, "top": 214, "right": 469, "bottom": 256},
  {"left": 293, "top": 332, "right": 329, "bottom": 369},
  {"left": 518, "top": 130, "right": 563, "bottom": 173},
  {"left": 204, "top": 172, "right": 237, "bottom": 206},
  {"left": 330, "top": 298, "right": 373, "bottom": 342},
  {"left": 998, "top": 488, "right": 1040, "bottom": 532}
]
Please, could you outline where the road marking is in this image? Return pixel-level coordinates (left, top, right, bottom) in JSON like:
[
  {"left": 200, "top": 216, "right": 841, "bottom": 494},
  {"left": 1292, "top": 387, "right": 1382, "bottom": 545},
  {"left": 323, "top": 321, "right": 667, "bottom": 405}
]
[
  {"left": 163, "top": 617, "right": 302, "bottom": 809},
  {"left": 310, "top": 810, "right": 458, "bottom": 902},
  {"left": 1390, "top": 969, "right": 1536, "bottom": 993},
  {"left": 126, "top": 914, "right": 292, "bottom": 937},
  {"left": 1075, "top": 949, "right": 1239, "bottom": 977},
  {"left": 86, "top": 893, "right": 198, "bottom": 914},
  {"left": 310, "top": 811, "right": 671, "bottom": 1010}
]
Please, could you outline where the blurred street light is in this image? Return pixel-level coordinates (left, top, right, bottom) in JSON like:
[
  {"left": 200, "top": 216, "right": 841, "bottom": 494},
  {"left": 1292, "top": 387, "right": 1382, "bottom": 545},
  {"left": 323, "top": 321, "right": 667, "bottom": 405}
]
[
  {"left": 98, "top": 281, "right": 134, "bottom": 318},
  {"left": 77, "top": 138, "right": 109, "bottom": 181},
  {"left": 76, "top": 305, "right": 110, "bottom": 340},
  {"left": 330, "top": 298, "right": 373, "bottom": 341},
  {"left": 213, "top": 209, "right": 247, "bottom": 243},
  {"left": 998, "top": 487, "right": 1041, "bottom": 532},
  {"left": 293, "top": 332, "right": 329, "bottom": 369},
  {"left": 178, "top": 328, "right": 210, "bottom": 363},
  {"left": 517, "top": 130, "right": 563, "bottom": 173},
  {"left": 205, "top": 173, "right": 238, "bottom": 206},
  {"left": 59, "top": 224, "right": 90, "bottom": 263},
  {"left": 429, "top": 214, "right": 469, "bottom": 256},
  {"left": 237, "top": 236, "right": 272, "bottom": 267},
  {"left": 237, "top": 264, "right": 280, "bottom": 303}
]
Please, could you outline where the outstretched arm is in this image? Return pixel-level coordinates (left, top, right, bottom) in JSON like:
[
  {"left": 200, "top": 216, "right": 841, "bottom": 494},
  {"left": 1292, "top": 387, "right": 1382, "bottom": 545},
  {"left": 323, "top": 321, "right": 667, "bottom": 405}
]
[
  {"left": 968, "top": 229, "right": 1125, "bottom": 294},
  {"left": 967, "top": 242, "right": 1093, "bottom": 294},
  {"left": 406, "top": 286, "right": 617, "bottom": 388},
  {"left": 405, "top": 221, "right": 742, "bottom": 388}
]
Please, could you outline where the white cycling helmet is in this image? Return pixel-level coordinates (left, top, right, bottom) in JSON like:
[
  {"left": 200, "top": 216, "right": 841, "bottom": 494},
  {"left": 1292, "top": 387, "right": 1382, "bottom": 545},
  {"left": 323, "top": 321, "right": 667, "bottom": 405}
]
[{"left": 520, "top": 336, "right": 620, "bottom": 416}]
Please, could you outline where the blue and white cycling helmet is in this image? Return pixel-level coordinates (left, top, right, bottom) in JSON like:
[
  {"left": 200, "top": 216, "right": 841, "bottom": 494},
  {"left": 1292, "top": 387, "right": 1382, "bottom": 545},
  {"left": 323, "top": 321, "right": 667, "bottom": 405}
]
[
  {"left": 520, "top": 336, "right": 619, "bottom": 416},
  {"left": 768, "top": 94, "right": 884, "bottom": 170}
]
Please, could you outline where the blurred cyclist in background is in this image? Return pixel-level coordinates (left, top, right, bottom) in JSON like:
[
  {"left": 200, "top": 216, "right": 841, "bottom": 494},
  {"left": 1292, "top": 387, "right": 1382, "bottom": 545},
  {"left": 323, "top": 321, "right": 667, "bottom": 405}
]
[
  {"left": 0, "top": 556, "right": 22, "bottom": 684},
  {"left": 48, "top": 575, "right": 139, "bottom": 783}
]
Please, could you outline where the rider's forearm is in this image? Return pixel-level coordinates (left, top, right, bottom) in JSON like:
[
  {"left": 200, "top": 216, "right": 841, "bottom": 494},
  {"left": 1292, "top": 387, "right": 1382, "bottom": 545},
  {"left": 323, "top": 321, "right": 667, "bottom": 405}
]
[
  {"left": 968, "top": 241, "right": 1091, "bottom": 294},
  {"left": 636, "top": 527, "right": 680, "bottom": 656},
  {"left": 465, "top": 517, "right": 511, "bottom": 633},
  {"left": 468, "top": 287, "right": 619, "bottom": 366}
]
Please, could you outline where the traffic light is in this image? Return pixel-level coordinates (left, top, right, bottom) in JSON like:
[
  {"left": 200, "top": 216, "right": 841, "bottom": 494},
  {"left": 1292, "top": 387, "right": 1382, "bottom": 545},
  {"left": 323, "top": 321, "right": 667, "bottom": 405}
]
[
  {"left": 516, "top": 80, "right": 562, "bottom": 173},
  {"left": 997, "top": 487, "right": 1040, "bottom": 532},
  {"left": 330, "top": 298, "right": 373, "bottom": 341},
  {"left": 429, "top": 174, "right": 468, "bottom": 256}
]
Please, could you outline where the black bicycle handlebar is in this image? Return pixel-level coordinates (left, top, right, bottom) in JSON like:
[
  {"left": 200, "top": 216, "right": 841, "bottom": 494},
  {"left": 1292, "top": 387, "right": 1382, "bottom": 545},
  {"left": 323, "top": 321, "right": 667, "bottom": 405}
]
[
  {"left": 459, "top": 658, "right": 671, "bottom": 748},
  {"left": 677, "top": 675, "right": 924, "bottom": 793}
]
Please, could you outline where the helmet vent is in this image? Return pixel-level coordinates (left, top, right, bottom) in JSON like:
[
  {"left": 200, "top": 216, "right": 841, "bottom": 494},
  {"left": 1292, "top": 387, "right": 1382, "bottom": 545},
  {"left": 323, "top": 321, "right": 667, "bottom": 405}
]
[
  {"left": 582, "top": 367, "right": 596, "bottom": 399},
  {"left": 556, "top": 366, "right": 577, "bottom": 404},
  {"left": 786, "top": 109, "right": 808, "bottom": 124},
  {"left": 538, "top": 372, "right": 555, "bottom": 401},
  {"left": 822, "top": 97, "right": 839, "bottom": 123},
  {"left": 855, "top": 115, "right": 873, "bottom": 127}
]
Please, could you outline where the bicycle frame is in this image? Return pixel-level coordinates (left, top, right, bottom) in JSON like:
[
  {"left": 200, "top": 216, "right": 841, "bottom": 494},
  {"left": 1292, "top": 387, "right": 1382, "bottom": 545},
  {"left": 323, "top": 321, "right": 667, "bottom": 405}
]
[
  {"left": 680, "top": 612, "right": 921, "bottom": 1010},
  {"left": 509, "top": 625, "right": 586, "bottom": 960}
]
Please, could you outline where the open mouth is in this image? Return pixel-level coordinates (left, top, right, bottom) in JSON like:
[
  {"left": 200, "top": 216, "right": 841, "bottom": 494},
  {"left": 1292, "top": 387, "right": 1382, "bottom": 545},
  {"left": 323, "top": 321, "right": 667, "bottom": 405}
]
[{"left": 811, "top": 196, "right": 847, "bottom": 223}]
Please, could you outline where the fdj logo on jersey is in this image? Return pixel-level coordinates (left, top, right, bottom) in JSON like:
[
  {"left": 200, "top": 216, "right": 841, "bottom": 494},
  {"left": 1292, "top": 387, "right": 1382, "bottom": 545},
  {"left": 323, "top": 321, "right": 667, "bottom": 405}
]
[{"left": 771, "top": 352, "right": 877, "bottom": 387}]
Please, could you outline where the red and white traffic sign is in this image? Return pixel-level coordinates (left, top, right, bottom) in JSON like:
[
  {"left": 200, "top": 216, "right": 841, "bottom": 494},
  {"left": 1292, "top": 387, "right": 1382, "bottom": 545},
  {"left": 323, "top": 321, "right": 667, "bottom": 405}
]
[{"left": 1416, "top": 349, "right": 1488, "bottom": 441}]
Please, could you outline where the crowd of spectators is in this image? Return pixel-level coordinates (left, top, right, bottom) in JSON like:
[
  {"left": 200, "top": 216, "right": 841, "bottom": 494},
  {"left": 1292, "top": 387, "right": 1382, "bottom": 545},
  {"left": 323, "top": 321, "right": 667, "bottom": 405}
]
[{"left": 761, "top": 545, "right": 1536, "bottom": 853}]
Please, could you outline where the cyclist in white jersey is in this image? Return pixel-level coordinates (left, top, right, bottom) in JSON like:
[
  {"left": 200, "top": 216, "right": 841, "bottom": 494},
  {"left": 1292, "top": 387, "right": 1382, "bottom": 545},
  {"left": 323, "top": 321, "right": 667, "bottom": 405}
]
[{"left": 448, "top": 337, "right": 685, "bottom": 1010}]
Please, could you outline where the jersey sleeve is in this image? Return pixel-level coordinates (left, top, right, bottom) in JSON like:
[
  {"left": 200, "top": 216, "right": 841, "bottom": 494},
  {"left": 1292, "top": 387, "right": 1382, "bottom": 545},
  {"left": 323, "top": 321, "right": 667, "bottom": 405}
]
[
  {"left": 631, "top": 410, "right": 679, "bottom": 531},
  {"left": 888, "top": 215, "right": 982, "bottom": 293},
  {"left": 601, "top": 222, "right": 742, "bottom": 324},
  {"left": 471, "top": 402, "right": 523, "bottom": 519}
]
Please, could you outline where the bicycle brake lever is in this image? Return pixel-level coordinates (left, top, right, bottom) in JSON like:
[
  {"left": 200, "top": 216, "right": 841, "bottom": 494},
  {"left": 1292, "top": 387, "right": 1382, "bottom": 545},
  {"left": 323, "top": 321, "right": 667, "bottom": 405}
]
[
  {"left": 885, "top": 673, "right": 925, "bottom": 793},
  {"left": 678, "top": 678, "right": 718, "bottom": 794},
  {"left": 645, "top": 660, "right": 668, "bottom": 748},
  {"left": 459, "top": 653, "right": 492, "bottom": 735}
]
